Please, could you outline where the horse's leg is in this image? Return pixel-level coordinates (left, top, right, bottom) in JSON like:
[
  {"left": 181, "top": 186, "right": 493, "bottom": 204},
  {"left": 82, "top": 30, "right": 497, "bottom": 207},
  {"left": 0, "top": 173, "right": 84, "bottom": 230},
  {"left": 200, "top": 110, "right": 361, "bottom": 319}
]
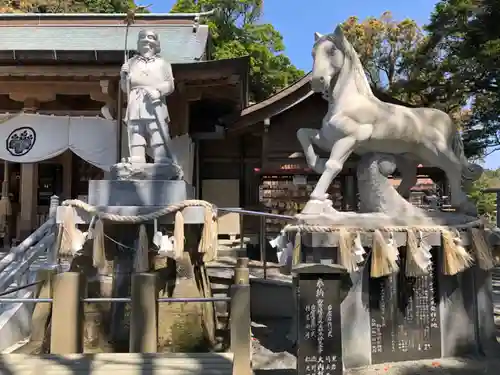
[
  {"left": 310, "top": 136, "right": 357, "bottom": 201},
  {"left": 296, "top": 128, "right": 326, "bottom": 174},
  {"left": 394, "top": 156, "right": 418, "bottom": 199}
]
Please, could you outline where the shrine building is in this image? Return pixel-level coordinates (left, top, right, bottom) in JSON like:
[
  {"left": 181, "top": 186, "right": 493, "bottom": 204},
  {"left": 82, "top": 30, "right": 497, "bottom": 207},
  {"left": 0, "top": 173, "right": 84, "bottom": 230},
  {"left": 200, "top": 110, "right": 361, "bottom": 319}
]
[
  {"left": 0, "top": 12, "right": 446, "bottom": 247},
  {"left": 0, "top": 12, "right": 248, "bottom": 241}
]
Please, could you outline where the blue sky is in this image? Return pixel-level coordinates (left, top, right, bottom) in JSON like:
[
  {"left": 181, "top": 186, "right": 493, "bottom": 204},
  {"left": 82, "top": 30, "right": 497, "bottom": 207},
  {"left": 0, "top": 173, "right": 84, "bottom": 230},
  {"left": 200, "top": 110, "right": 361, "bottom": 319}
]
[{"left": 149, "top": 0, "right": 500, "bottom": 169}]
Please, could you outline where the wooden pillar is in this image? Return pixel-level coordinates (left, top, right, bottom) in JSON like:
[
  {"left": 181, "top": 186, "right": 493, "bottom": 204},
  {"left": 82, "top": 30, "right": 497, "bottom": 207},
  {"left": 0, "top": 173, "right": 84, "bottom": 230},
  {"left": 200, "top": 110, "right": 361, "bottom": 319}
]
[
  {"left": 259, "top": 118, "right": 270, "bottom": 267},
  {"left": 18, "top": 162, "right": 37, "bottom": 240},
  {"left": 18, "top": 99, "right": 39, "bottom": 240},
  {"left": 167, "top": 88, "right": 190, "bottom": 137},
  {"left": 261, "top": 118, "right": 270, "bottom": 170}
]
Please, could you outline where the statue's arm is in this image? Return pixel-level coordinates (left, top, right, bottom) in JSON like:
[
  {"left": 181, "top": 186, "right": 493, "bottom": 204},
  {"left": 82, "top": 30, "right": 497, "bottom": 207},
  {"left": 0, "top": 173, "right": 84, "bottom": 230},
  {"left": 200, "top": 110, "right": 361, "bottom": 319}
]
[{"left": 155, "top": 61, "right": 175, "bottom": 97}]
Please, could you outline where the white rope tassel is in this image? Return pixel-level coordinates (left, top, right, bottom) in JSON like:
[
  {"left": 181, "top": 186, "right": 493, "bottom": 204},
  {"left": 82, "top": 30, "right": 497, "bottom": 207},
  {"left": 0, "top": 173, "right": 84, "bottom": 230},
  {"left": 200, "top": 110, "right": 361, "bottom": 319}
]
[
  {"left": 387, "top": 232, "right": 400, "bottom": 264},
  {"left": 134, "top": 224, "right": 150, "bottom": 272},
  {"left": 405, "top": 229, "right": 432, "bottom": 277},
  {"left": 92, "top": 218, "right": 106, "bottom": 269},
  {"left": 353, "top": 232, "right": 366, "bottom": 263},
  {"left": 338, "top": 228, "right": 357, "bottom": 272},
  {"left": 371, "top": 230, "right": 399, "bottom": 278},
  {"left": 442, "top": 229, "right": 473, "bottom": 275},
  {"left": 59, "top": 207, "right": 81, "bottom": 257},
  {"left": 174, "top": 211, "right": 185, "bottom": 260},
  {"left": 470, "top": 227, "right": 494, "bottom": 270}
]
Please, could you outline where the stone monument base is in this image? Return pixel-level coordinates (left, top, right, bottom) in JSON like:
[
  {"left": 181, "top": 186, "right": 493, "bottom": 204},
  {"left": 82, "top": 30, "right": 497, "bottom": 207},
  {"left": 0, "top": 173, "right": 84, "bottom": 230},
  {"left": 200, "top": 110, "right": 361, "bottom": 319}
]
[
  {"left": 296, "top": 208, "right": 479, "bottom": 228},
  {"left": 286, "top": 227, "right": 497, "bottom": 369},
  {"left": 110, "top": 161, "right": 183, "bottom": 181},
  {"left": 88, "top": 179, "right": 194, "bottom": 207}
]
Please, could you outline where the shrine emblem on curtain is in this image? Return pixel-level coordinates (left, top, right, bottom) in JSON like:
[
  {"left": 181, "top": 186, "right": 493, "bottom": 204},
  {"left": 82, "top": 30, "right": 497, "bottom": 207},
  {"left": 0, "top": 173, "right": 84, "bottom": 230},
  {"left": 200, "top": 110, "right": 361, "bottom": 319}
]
[{"left": 6, "top": 127, "right": 36, "bottom": 156}]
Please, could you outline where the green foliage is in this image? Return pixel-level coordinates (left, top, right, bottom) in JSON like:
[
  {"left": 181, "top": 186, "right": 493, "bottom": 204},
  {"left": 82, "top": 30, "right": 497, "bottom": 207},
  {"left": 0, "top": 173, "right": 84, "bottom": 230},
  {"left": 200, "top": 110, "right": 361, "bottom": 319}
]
[
  {"left": 1, "top": 0, "right": 134, "bottom": 13},
  {"left": 468, "top": 169, "right": 500, "bottom": 220},
  {"left": 340, "top": 12, "right": 423, "bottom": 95},
  {"left": 422, "top": 0, "right": 500, "bottom": 158},
  {"left": 170, "top": 0, "right": 304, "bottom": 102},
  {"left": 339, "top": 11, "right": 478, "bottom": 156}
]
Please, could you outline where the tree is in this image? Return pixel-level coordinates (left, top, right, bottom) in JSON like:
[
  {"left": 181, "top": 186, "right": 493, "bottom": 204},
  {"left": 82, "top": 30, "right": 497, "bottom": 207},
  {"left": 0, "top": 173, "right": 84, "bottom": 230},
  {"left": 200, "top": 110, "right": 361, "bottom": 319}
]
[
  {"left": 468, "top": 169, "right": 500, "bottom": 220},
  {"left": 340, "top": 12, "right": 422, "bottom": 96},
  {"left": 339, "top": 12, "right": 470, "bottom": 115},
  {"left": 0, "top": 0, "right": 135, "bottom": 13},
  {"left": 422, "top": 0, "right": 500, "bottom": 158},
  {"left": 170, "top": 0, "right": 304, "bottom": 102}
]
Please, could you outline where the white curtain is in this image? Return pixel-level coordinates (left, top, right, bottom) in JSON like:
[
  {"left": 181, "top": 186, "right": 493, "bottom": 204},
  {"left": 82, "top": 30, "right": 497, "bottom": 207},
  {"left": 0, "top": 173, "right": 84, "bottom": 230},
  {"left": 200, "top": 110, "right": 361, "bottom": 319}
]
[
  {"left": 169, "top": 134, "right": 194, "bottom": 184},
  {"left": 0, "top": 114, "right": 117, "bottom": 171},
  {"left": 0, "top": 114, "right": 69, "bottom": 163},
  {"left": 69, "top": 117, "right": 117, "bottom": 171}
]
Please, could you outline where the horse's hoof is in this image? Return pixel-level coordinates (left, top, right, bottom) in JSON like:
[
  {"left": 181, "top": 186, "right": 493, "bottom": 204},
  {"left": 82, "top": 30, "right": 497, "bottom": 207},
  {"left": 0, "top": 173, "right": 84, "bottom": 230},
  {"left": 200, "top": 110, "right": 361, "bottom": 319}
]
[
  {"left": 309, "top": 193, "right": 329, "bottom": 201},
  {"left": 300, "top": 198, "right": 335, "bottom": 215}
]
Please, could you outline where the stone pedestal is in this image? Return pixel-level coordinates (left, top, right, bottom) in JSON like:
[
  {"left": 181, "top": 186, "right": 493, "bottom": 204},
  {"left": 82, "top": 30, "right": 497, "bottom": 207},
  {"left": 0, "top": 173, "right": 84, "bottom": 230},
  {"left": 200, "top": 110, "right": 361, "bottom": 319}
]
[
  {"left": 58, "top": 179, "right": 204, "bottom": 225},
  {"left": 83, "top": 164, "right": 198, "bottom": 345},
  {"left": 110, "top": 162, "right": 183, "bottom": 181},
  {"left": 288, "top": 231, "right": 498, "bottom": 369},
  {"left": 88, "top": 179, "right": 194, "bottom": 207}
]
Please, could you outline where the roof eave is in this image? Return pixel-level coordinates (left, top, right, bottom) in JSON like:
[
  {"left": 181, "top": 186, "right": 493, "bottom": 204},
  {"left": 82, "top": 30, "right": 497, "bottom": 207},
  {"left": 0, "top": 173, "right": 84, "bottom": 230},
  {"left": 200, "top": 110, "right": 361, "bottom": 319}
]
[
  {"left": 0, "top": 10, "right": 216, "bottom": 22},
  {"left": 223, "top": 72, "right": 419, "bottom": 135}
]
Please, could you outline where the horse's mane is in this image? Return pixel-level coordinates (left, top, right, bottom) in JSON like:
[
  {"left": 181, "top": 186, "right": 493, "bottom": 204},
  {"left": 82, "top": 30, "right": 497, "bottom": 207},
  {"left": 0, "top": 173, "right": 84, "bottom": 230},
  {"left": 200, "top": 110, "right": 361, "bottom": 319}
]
[{"left": 330, "top": 31, "right": 376, "bottom": 99}]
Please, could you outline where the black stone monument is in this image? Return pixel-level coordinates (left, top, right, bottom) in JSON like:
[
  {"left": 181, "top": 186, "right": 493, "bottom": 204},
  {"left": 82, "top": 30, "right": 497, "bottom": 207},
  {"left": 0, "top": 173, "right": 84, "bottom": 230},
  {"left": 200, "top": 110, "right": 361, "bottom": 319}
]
[
  {"left": 368, "top": 247, "right": 442, "bottom": 364},
  {"left": 294, "top": 263, "right": 349, "bottom": 375}
]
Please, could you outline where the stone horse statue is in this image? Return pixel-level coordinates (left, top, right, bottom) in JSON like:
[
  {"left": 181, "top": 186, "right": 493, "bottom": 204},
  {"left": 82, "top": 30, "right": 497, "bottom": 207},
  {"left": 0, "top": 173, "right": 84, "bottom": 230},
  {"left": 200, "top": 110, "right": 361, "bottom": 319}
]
[{"left": 297, "top": 25, "right": 483, "bottom": 216}]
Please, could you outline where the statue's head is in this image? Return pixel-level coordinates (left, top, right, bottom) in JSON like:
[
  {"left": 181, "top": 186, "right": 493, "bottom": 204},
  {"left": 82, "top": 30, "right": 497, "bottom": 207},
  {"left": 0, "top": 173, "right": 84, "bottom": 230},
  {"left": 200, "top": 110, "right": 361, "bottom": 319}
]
[
  {"left": 311, "top": 26, "right": 347, "bottom": 95},
  {"left": 137, "top": 29, "right": 161, "bottom": 58}
]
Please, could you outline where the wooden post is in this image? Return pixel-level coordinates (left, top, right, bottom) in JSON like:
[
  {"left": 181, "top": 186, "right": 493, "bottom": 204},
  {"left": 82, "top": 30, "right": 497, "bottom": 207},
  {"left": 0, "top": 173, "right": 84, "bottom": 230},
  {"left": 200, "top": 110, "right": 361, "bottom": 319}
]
[
  {"left": 129, "top": 272, "right": 158, "bottom": 353},
  {"left": 234, "top": 257, "right": 249, "bottom": 285},
  {"left": 2, "top": 160, "right": 10, "bottom": 249},
  {"left": 30, "top": 269, "right": 56, "bottom": 343},
  {"left": 50, "top": 272, "right": 86, "bottom": 354},
  {"left": 48, "top": 195, "right": 59, "bottom": 218},
  {"left": 230, "top": 258, "right": 251, "bottom": 375},
  {"left": 48, "top": 195, "right": 60, "bottom": 266}
]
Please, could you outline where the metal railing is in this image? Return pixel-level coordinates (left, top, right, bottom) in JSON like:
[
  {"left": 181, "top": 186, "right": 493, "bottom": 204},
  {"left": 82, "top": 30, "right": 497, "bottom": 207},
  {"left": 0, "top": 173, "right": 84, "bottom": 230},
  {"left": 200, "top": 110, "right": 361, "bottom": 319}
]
[
  {"left": 3, "top": 270, "right": 252, "bottom": 375},
  {"left": 0, "top": 196, "right": 60, "bottom": 318},
  {"left": 218, "top": 207, "right": 296, "bottom": 279},
  {"left": 0, "top": 296, "right": 231, "bottom": 303},
  {"left": 0, "top": 201, "right": 294, "bottom": 302}
]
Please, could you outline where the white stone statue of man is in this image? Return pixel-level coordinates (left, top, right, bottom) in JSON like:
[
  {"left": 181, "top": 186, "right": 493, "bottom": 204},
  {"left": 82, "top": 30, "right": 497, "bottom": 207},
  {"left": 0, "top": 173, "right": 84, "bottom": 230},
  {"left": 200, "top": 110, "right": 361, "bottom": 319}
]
[{"left": 120, "top": 29, "right": 176, "bottom": 165}]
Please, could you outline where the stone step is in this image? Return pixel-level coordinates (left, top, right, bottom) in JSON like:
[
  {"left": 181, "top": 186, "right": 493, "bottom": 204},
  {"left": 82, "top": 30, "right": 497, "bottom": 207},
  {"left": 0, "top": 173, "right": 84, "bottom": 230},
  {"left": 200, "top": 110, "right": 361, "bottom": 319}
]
[{"left": 211, "top": 287, "right": 230, "bottom": 295}]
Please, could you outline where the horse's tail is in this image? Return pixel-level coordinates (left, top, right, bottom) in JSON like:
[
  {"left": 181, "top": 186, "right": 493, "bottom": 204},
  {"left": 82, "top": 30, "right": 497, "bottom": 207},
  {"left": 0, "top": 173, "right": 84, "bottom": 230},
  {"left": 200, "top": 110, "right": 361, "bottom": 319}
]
[{"left": 451, "top": 130, "right": 483, "bottom": 188}]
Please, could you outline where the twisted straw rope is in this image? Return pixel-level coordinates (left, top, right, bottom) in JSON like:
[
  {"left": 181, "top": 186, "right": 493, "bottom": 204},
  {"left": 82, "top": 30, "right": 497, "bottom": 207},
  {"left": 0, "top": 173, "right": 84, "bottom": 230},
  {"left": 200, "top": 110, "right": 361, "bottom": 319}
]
[
  {"left": 283, "top": 219, "right": 484, "bottom": 233},
  {"left": 62, "top": 199, "right": 215, "bottom": 223},
  {"left": 61, "top": 198, "right": 485, "bottom": 232}
]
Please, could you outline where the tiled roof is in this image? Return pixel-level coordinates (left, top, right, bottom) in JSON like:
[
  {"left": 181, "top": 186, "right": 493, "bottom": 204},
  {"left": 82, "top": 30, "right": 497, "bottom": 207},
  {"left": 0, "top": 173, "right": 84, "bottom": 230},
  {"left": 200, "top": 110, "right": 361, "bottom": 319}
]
[{"left": 0, "top": 24, "right": 209, "bottom": 62}]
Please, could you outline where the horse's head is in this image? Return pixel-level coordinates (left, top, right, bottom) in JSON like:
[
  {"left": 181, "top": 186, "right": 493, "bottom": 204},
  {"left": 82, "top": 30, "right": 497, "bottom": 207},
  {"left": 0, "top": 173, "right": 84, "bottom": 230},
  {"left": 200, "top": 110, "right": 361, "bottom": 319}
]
[{"left": 311, "top": 26, "right": 348, "bottom": 95}]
